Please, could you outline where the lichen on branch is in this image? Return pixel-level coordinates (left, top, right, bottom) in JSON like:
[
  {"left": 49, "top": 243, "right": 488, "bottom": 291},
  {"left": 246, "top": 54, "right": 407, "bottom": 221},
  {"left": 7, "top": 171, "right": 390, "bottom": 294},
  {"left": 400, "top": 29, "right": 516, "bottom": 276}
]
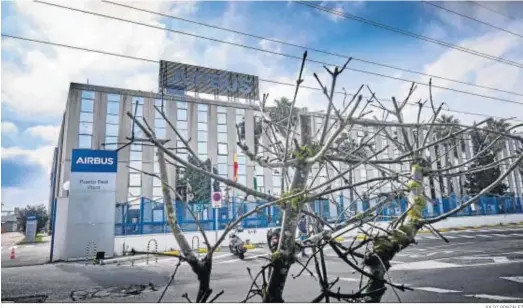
[{"left": 279, "top": 189, "right": 307, "bottom": 215}]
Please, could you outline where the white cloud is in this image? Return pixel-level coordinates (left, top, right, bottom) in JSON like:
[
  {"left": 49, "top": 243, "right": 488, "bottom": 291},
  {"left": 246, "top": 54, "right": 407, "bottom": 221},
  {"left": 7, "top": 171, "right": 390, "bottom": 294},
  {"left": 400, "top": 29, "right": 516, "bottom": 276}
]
[
  {"left": 24, "top": 125, "right": 61, "bottom": 144},
  {"left": 2, "top": 146, "right": 56, "bottom": 174},
  {"left": 1, "top": 122, "right": 19, "bottom": 134},
  {"left": 1, "top": 0, "right": 198, "bottom": 117}
]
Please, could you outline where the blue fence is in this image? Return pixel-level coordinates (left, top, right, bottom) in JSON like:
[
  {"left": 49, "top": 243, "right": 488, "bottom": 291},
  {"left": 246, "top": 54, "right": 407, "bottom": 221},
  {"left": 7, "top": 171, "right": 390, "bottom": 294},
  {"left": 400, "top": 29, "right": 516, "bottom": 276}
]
[{"left": 114, "top": 194, "right": 523, "bottom": 236}]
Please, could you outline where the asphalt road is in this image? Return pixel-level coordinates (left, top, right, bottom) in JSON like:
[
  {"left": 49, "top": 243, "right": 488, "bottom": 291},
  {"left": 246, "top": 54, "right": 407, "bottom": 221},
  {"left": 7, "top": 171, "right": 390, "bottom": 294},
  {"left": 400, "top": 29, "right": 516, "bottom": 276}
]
[
  {"left": 1, "top": 239, "right": 50, "bottom": 268},
  {"left": 2, "top": 225, "right": 523, "bottom": 303}
]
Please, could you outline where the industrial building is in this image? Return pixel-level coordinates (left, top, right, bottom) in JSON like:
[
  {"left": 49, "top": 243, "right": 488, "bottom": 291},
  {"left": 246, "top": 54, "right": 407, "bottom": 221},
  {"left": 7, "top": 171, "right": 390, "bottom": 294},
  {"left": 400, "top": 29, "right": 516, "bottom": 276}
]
[{"left": 48, "top": 60, "right": 523, "bottom": 261}]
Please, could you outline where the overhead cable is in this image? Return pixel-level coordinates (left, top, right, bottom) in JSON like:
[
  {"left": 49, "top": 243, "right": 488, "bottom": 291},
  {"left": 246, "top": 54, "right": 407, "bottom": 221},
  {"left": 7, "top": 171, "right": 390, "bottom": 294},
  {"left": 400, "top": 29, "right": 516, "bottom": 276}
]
[
  {"left": 30, "top": 1, "right": 523, "bottom": 106},
  {"left": 3, "top": 33, "right": 521, "bottom": 124}
]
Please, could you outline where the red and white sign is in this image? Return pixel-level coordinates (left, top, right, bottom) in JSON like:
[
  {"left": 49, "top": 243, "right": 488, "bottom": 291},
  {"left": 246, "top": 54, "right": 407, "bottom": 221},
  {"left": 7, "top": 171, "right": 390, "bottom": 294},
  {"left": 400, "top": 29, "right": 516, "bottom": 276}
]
[{"left": 212, "top": 192, "right": 222, "bottom": 208}]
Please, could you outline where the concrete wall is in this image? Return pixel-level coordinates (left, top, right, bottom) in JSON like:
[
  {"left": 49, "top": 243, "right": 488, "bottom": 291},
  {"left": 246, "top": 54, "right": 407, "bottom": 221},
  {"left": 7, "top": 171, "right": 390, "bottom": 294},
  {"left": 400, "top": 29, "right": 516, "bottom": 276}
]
[
  {"left": 51, "top": 197, "right": 69, "bottom": 261},
  {"left": 113, "top": 213, "right": 523, "bottom": 256}
]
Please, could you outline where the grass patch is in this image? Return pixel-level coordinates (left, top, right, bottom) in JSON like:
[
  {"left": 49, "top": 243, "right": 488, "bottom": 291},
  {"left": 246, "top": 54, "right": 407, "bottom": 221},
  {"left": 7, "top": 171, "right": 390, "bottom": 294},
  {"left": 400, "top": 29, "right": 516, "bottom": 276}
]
[{"left": 16, "top": 235, "right": 45, "bottom": 245}]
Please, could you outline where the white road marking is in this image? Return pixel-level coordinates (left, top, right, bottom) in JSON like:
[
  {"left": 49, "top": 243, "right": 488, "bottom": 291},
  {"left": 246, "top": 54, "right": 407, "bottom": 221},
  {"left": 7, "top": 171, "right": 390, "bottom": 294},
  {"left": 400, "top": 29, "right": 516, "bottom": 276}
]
[
  {"left": 424, "top": 250, "right": 454, "bottom": 257},
  {"left": 390, "top": 260, "right": 460, "bottom": 271},
  {"left": 493, "top": 257, "right": 511, "bottom": 263},
  {"left": 458, "top": 235, "right": 475, "bottom": 239},
  {"left": 508, "top": 233, "right": 523, "bottom": 237},
  {"left": 213, "top": 253, "right": 235, "bottom": 260},
  {"left": 500, "top": 276, "right": 523, "bottom": 284},
  {"left": 491, "top": 233, "right": 510, "bottom": 237},
  {"left": 443, "top": 235, "right": 457, "bottom": 239},
  {"left": 476, "top": 234, "right": 492, "bottom": 238},
  {"left": 340, "top": 277, "right": 359, "bottom": 282},
  {"left": 218, "top": 254, "right": 267, "bottom": 264},
  {"left": 464, "top": 294, "right": 523, "bottom": 301},
  {"left": 415, "top": 287, "right": 462, "bottom": 293},
  {"left": 340, "top": 277, "right": 409, "bottom": 286}
]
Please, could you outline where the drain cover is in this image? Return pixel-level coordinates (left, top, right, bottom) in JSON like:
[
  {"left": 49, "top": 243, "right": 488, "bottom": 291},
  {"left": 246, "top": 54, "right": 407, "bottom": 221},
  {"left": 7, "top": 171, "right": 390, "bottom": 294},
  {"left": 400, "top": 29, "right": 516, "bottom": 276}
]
[{"left": 2, "top": 294, "right": 48, "bottom": 303}]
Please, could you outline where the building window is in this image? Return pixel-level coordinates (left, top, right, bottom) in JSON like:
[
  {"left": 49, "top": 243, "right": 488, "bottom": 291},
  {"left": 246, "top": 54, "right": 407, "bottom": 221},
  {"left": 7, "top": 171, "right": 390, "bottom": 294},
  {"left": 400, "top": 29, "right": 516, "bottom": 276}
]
[
  {"left": 255, "top": 166, "right": 264, "bottom": 193},
  {"left": 177, "top": 101, "right": 188, "bottom": 154},
  {"left": 131, "top": 97, "right": 144, "bottom": 138},
  {"left": 152, "top": 152, "right": 163, "bottom": 201},
  {"left": 218, "top": 143, "right": 228, "bottom": 155},
  {"left": 273, "top": 168, "right": 282, "bottom": 196},
  {"left": 129, "top": 103, "right": 143, "bottom": 205},
  {"left": 216, "top": 106, "right": 229, "bottom": 186},
  {"left": 218, "top": 133, "right": 227, "bottom": 143},
  {"left": 154, "top": 99, "right": 166, "bottom": 139},
  {"left": 177, "top": 109, "right": 187, "bottom": 121},
  {"left": 197, "top": 104, "right": 208, "bottom": 159},
  {"left": 78, "top": 91, "right": 94, "bottom": 148},
  {"left": 105, "top": 93, "right": 120, "bottom": 150},
  {"left": 360, "top": 168, "right": 367, "bottom": 181},
  {"left": 129, "top": 173, "right": 141, "bottom": 186}
]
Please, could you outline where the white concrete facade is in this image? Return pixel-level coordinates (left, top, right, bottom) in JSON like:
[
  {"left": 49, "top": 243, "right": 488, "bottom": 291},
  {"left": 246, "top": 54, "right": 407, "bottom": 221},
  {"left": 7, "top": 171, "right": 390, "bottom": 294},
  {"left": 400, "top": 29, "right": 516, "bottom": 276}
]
[{"left": 51, "top": 83, "right": 523, "bottom": 227}]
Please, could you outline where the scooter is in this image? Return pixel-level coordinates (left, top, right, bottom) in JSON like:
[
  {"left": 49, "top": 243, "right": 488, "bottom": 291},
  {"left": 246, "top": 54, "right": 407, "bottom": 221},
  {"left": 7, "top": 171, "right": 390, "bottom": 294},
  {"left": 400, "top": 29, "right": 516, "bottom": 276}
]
[
  {"left": 267, "top": 227, "right": 310, "bottom": 256},
  {"left": 228, "top": 227, "right": 248, "bottom": 259},
  {"left": 267, "top": 227, "right": 281, "bottom": 253}
]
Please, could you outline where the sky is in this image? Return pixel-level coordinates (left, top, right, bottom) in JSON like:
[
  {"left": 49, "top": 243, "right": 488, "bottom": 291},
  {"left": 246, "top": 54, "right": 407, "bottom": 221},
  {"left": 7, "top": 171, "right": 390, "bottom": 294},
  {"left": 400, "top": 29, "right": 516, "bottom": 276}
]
[{"left": 1, "top": 1, "right": 523, "bottom": 211}]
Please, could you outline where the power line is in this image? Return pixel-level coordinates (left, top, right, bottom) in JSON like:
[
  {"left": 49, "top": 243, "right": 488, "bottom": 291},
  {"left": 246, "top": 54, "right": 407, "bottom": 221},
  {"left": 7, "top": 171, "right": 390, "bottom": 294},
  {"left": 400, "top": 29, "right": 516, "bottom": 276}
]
[
  {"left": 102, "top": 0, "right": 523, "bottom": 98},
  {"left": 296, "top": 1, "right": 523, "bottom": 69},
  {"left": 468, "top": 1, "right": 518, "bottom": 21},
  {"left": 3, "top": 33, "right": 522, "bottom": 124},
  {"left": 423, "top": 1, "right": 523, "bottom": 39},
  {"left": 31, "top": 0, "right": 523, "bottom": 106}
]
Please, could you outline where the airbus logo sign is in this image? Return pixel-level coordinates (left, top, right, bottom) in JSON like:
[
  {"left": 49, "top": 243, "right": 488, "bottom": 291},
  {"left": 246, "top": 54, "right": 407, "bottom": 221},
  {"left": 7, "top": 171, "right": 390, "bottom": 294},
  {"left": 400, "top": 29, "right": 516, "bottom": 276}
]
[
  {"left": 71, "top": 149, "right": 118, "bottom": 173},
  {"left": 75, "top": 157, "right": 114, "bottom": 165}
]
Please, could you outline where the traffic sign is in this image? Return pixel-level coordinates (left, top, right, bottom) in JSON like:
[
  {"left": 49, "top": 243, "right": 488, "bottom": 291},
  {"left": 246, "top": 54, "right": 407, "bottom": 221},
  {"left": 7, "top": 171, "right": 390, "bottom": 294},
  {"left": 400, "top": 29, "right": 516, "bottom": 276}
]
[{"left": 212, "top": 192, "right": 222, "bottom": 208}]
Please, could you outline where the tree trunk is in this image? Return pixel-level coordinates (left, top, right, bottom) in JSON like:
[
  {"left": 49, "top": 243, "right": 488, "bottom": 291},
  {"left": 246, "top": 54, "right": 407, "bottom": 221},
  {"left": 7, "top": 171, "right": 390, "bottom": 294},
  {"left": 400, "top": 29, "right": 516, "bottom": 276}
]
[
  {"left": 362, "top": 163, "right": 425, "bottom": 302},
  {"left": 263, "top": 115, "right": 312, "bottom": 302},
  {"left": 158, "top": 149, "right": 213, "bottom": 302}
]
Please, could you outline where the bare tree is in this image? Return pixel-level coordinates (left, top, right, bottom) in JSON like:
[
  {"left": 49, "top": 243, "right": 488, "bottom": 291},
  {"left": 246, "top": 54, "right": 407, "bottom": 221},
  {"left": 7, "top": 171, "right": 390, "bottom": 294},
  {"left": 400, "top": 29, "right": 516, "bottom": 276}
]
[{"left": 124, "top": 51, "right": 523, "bottom": 303}]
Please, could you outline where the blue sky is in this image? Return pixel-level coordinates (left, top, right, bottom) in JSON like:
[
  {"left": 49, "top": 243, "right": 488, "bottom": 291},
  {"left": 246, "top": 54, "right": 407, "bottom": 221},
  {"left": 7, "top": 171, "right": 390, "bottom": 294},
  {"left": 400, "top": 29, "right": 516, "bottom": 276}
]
[{"left": 2, "top": 1, "right": 523, "bottom": 210}]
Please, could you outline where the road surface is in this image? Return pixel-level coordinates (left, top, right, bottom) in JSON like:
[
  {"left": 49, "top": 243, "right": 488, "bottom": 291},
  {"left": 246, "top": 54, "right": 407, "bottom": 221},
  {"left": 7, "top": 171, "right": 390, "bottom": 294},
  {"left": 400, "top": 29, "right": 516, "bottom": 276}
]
[
  {"left": 1, "top": 232, "right": 50, "bottom": 268},
  {"left": 2, "top": 225, "right": 523, "bottom": 303}
]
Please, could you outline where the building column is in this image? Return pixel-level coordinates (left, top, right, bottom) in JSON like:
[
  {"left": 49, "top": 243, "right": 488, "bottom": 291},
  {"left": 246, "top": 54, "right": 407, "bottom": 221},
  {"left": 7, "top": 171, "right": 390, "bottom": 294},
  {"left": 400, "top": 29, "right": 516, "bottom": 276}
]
[
  {"left": 165, "top": 99, "right": 177, "bottom": 187},
  {"left": 93, "top": 92, "right": 107, "bottom": 150},
  {"left": 141, "top": 97, "right": 155, "bottom": 200},
  {"left": 245, "top": 109, "right": 255, "bottom": 197},
  {"left": 116, "top": 95, "right": 132, "bottom": 204}
]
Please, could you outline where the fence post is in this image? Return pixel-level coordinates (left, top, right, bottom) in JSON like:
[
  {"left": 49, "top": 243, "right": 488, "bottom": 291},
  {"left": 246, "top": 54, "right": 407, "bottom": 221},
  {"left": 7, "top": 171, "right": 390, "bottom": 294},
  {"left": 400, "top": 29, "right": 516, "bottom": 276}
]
[
  {"left": 122, "top": 204, "right": 126, "bottom": 235},
  {"left": 162, "top": 203, "right": 165, "bottom": 233},
  {"left": 140, "top": 198, "right": 145, "bottom": 234}
]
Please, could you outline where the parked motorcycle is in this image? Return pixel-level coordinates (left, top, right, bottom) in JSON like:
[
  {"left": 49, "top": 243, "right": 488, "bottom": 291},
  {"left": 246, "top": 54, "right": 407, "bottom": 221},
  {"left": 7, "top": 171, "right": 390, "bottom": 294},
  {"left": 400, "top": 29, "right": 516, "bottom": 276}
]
[
  {"left": 267, "top": 227, "right": 311, "bottom": 255},
  {"left": 267, "top": 227, "right": 281, "bottom": 253},
  {"left": 228, "top": 227, "right": 248, "bottom": 259}
]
